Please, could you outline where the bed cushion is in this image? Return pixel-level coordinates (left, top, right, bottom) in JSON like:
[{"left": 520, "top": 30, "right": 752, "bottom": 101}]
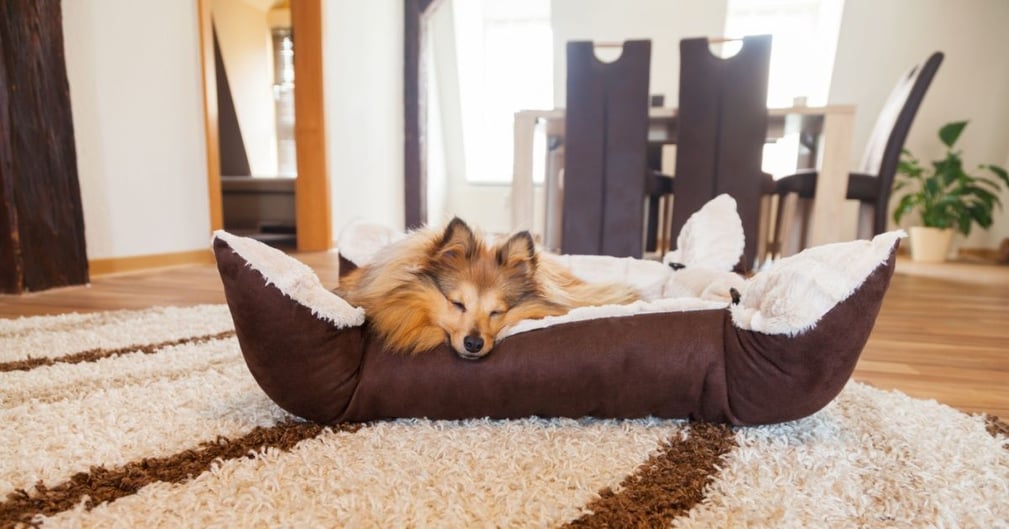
[{"left": 213, "top": 197, "right": 901, "bottom": 426}]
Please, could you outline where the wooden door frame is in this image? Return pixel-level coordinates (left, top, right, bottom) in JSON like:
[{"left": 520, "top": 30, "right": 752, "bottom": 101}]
[
  {"left": 403, "top": 0, "right": 442, "bottom": 229},
  {"left": 197, "top": 0, "right": 331, "bottom": 251}
]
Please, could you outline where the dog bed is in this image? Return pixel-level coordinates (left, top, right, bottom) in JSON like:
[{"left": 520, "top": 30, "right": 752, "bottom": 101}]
[{"left": 212, "top": 196, "right": 902, "bottom": 426}]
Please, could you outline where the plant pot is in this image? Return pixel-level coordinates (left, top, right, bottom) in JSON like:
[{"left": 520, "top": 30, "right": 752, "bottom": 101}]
[{"left": 909, "top": 226, "right": 954, "bottom": 262}]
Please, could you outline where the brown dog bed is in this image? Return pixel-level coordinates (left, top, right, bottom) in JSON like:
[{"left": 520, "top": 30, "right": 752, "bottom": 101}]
[{"left": 212, "top": 209, "right": 901, "bottom": 427}]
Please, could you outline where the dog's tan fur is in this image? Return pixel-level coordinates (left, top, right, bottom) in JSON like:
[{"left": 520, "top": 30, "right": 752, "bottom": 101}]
[{"left": 335, "top": 218, "right": 639, "bottom": 359}]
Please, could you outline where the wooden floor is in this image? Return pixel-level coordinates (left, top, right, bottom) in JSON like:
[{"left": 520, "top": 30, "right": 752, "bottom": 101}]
[{"left": 2, "top": 251, "right": 1007, "bottom": 419}]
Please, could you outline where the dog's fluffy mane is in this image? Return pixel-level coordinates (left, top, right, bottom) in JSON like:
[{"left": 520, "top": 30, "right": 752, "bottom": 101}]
[{"left": 336, "top": 218, "right": 639, "bottom": 356}]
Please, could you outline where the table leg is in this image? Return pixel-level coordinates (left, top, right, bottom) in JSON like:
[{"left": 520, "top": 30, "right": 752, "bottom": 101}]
[
  {"left": 511, "top": 112, "right": 537, "bottom": 232},
  {"left": 543, "top": 142, "right": 564, "bottom": 251},
  {"left": 808, "top": 110, "right": 855, "bottom": 246},
  {"left": 777, "top": 192, "right": 800, "bottom": 257},
  {"left": 757, "top": 194, "right": 771, "bottom": 267}
]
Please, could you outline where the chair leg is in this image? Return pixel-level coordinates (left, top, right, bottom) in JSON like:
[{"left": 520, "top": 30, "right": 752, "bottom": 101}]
[
  {"left": 756, "top": 194, "right": 772, "bottom": 268},
  {"left": 544, "top": 165, "right": 565, "bottom": 252},
  {"left": 768, "top": 194, "right": 781, "bottom": 260},
  {"left": 776, "top": 193, "right": 801, "bottom": 257},
  {"left": 645, "top": 195, "right": 661, "bottom": 253},
  {"left": 654, "top": 197, "right": 664, "bottom": 255},
  {"left": 856, "top": 202, "right": 875, "bottom": 240},
  {"left": 775, "top": 195, "right": 815, "bottom": 256},
  {"left": 665, "top": 196, "right": 676, "bottom": 254},
  {"left": 797, "top": 198, "right": 813, "bottom": 250}
]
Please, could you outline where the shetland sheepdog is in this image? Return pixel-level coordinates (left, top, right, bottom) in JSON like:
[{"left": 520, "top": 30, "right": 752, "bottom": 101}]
[{"left": 335, "top": 218, "right": 640, "bottom": 359}]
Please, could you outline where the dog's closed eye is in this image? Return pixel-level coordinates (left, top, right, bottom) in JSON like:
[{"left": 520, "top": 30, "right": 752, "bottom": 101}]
[{"left": 451, "top": 300, "right": 467, "bottom": 312}]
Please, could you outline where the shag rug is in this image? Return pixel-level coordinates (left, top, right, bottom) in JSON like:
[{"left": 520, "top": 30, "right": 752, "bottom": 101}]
[{"left": 2, "top": 305, "right": 1007, "bottom": 528}]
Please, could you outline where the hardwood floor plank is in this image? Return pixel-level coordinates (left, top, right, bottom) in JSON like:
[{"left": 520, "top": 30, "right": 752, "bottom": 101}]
[
  {"left": 1, "top": 252, "right": 1006, "bottom": 418},
  {"left": 853, "top": 258, "right": 1009, "bottom": 418}
]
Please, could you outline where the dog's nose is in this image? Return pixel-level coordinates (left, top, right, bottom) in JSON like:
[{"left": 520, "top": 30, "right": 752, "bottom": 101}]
[{"left": 463, "top": 335, "right": 484, "bottom": 353}]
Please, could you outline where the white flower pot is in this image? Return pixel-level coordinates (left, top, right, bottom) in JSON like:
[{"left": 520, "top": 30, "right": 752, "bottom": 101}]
[{"left": 909, "top": 226, "right": 954, "bottom": 262}]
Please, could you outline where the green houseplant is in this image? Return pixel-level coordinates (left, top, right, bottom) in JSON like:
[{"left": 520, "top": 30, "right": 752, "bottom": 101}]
[{"left": 891, "top": 120, "right": 1009, "bottom": 261}]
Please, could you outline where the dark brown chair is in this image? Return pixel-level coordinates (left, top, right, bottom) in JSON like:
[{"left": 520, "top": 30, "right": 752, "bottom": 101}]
[
  {"left": 560, "top": 40, "right": 651, "bottom": 258},
  {"left": 773, "top": 52, "right": 944, "bottom": 251},
  {"left": 654, "top": 35, "right": 774, "bottom": 272}
]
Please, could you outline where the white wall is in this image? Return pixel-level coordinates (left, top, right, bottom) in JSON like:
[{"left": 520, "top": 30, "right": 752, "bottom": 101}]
[
  {"left": 62, "top": 0, "right": 405, "bottom": 261},
  {"left": 63, "top": 0, "right": 212, "bottom": 260},
  {"left": 211, "top": 0, "right": 278, "bottom": 177},
  {"left": 324, "top": 0, "right": 404, "bottom": 238},
  {"left": 829, "top": 0, "right": 1009, "bottom": 247},
  {"left": 551, "top": 0, "right": 729, "bottom": 108},
  {"left": 425, "top": 0, "right": 531, "bottom": 234}
]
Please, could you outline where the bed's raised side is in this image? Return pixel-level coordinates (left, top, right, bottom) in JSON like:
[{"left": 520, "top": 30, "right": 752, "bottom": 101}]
[
  {"left": 723, "top": 247, "right": 898, "bottom": 425},
  {"left": 214, "top": 238, "right": 365, "bottom": 424}
]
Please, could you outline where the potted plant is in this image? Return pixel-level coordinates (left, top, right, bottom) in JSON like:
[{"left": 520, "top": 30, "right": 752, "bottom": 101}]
[{"left": 892, "top": 120, "right": 1009, "bottom": 262}]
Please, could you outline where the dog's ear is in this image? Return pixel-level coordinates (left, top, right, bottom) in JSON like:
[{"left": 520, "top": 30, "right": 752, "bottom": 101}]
[
  {"left": 435, "top": 217, "right": 476, "bottom": 260},
  {"left": 496, "top": 231, "right": 537, "bottom": 272}
]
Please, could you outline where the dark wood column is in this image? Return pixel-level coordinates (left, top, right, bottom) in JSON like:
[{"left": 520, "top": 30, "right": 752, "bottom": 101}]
[
  {"left": 404, "top": 0, "right": 440, "bottom": 229},
  {"left": 0, "top": 0, "right": 88, "bottom": 294}
]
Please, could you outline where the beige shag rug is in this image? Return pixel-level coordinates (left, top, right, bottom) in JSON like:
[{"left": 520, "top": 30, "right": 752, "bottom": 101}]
[{"left": 2, "top": 305, "right": 1007, "bottom": 528}]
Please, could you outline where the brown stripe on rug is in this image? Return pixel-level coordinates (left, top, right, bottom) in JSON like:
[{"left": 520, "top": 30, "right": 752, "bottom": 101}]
[
  {"left": 986, "top": 415, "right": 1009, "bottom": 441},
  {"left": 562, "top": 422, "right": 736, "bottom": 528},
  {"left": 0, "top": 331, "right": 236, "bottom": 373},
  {"left": 0, "top": 420, "right": 360, "bottom": 527}
]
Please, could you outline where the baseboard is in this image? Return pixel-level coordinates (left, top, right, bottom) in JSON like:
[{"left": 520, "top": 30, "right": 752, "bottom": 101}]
[
  {"left": 958, "top": 245, "right": 1009, "bottom": 264},
  {"left": 89, "top": 249, "right": 216, "bottom": 277}
]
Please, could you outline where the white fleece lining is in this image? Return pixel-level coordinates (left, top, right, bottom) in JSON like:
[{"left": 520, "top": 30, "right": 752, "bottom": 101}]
[
  {"left": 498, "top": 297, "right": 727, "bottom": 341},
  {"left": 311, "top": 219, "right": 903, "bottom": 338},
  {"left": 335, "top": 219, "right": 406, "bottom": 267},
  {"left": 213, "top": 231, "right": 365, "bottom": 328},
  {"left": 730, "top": 231, "right": 906, "bottom": 335},
  {"left": 503, "top": 232, "right": 904, "bottom": 340},
  {"left": 663, "top": 193, "right": 744, "bottom": 271}
]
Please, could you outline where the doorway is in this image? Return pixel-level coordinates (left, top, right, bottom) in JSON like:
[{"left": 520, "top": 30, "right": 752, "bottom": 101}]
[{"left": 198, "top": 0, "right": 331, "bottom": 251}]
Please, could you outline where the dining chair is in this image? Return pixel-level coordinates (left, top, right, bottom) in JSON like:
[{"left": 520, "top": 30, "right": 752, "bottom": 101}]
[
  {"left": 772, "top": 52, "right": 944, "bottom": 253},
  {"left": 560, "top": 40, "right": 651, "bottom": 258},
  {"left": 655, "top": 35, "right": 774, "bottom": 272}
]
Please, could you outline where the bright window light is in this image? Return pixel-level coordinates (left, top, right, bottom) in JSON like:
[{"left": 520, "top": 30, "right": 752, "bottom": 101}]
[
  {"left": 724, "top": 0, "right": 845, "bottom": 177},
  {"left": 725, "top": 0, "right": 844, "bottom": 107},
  {"left": 456, "top": 0, "right": 553, "bottom": 184}
]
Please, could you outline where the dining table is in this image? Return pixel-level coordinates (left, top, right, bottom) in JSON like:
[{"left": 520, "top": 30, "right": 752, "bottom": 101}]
[{"left": 511, "top": 104, "right": 856, "bottom": 255}]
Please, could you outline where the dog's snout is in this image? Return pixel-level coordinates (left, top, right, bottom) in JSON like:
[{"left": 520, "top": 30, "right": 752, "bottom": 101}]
[{"left": 463, "top": 335, "right": 484, "bottom": 353}]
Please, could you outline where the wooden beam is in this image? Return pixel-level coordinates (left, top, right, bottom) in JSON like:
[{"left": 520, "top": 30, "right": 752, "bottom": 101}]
[
  {"left": 197, "top": 0, "right": 223, "bottom": 232},
  {"left": 403, "top": 0, "right": 440, "bottom": 229},
  {"left": 0, "top": 0, "right": 88, "bottom": 293},
  {"left": 0, "top": 11, "right": 21, "bottom": 294},
  {"left": 291, "top": 0, "right": 332, "bottom": 250}
]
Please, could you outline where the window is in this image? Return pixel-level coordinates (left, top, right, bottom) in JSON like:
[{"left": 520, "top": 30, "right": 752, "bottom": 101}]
[
  {"left": 455, "top": 0, "right": 553, "bottom": 184},
  {"left": 724, "top": 0, "right": 845, "bottom": 176},
  {"left": 272, "top": 28, "right": 296, "bottom": 177},
  {"left": 724, "top": 0, "right": 844, "bottom": 107}
]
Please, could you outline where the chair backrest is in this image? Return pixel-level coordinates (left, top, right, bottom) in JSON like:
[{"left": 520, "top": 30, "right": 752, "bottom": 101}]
[
  {"left": 857, "top": 52, "right": 943, "bottom": 233},
  {"left": 561, "top": 40, "right": 651, "bottom": 257},
  {"left": 669, "top": 35, "right": 771, "bottom": 271}
]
